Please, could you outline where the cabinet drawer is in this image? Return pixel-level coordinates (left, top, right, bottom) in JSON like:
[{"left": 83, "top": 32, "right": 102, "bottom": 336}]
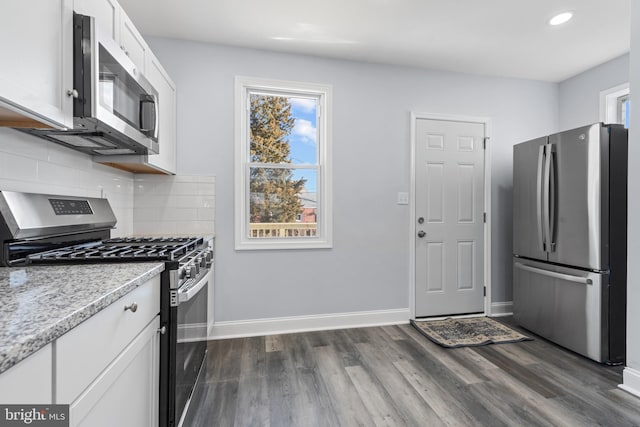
[{"left": 56, "top": 275, "right": 160, "bottom": 403}]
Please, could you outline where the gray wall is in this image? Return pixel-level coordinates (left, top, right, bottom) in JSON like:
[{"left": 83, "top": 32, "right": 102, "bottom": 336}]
[
  {"left": 626, "top": 2, "right": 640, "bottom": 376},
  {"left": 148, "top": 38, "right": 558, "bottom": 322},
  {"left": 558, "top": 54, "right": 629, "bottom": 131}
]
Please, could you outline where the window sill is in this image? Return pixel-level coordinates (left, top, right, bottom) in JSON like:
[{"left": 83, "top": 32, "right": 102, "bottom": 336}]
[{"left": 235, "top": 238, "right": 333, "bottom": 251}]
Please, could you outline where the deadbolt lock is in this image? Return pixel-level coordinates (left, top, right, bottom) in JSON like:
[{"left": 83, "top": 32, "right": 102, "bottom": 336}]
[{"left": 418, "top": 217, "right": 424, "bottom": 224}]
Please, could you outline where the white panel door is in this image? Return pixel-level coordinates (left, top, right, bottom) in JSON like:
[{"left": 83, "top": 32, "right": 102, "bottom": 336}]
[{"left": 415, "top": 118, "right": 485, "bottom": 317}]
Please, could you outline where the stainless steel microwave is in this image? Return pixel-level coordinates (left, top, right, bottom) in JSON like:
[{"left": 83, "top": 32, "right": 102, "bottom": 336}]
[{"left": 20, "top": 13, "right": 159, "bottom": 155}]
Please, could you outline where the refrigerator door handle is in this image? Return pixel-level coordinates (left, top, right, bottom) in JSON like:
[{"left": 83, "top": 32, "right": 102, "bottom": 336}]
[
  {"left": 548, "top": 148, "right": 556, "bottom": 251},
  {"left": 542, "top": 143, "right": 552, "bottom": 254},
  {"left": 514, "top": 262, "right": 593, "bottom": 285},
  {"left": 536, "top": 145, "right": 546, "bottom": 252}
]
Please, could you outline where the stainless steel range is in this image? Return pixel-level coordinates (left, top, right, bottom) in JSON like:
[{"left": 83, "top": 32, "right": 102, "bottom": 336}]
[{"left": 0, "top": 190, "right": 212, "bottom": 427}]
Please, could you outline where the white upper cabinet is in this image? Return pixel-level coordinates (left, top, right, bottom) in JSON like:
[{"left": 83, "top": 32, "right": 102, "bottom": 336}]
[
  {"left": 119, "top": 11, "right": 148, "bottom": 74},
  {"left": 144, "top": 51, "right": 177, "bottom": 173},
  {"left": 0, "top": 0, "right": 74, "bottom": 129},
  {"left": 74, "top": 0, "right": 146, "bottom": 73},
  {"left": 73, "top": 0, "right": 119, "bottom": 39},
  {"left": 94, "top": 50, "right": 177, "bottom": 174},
  {"left": 75, "top": 0, "right": 177, "bottom": 174}
]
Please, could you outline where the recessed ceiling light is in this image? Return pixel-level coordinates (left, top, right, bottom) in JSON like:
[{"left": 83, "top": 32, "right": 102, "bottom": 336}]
[{"left": 549, "top": 12, "right": 573, "bottom": 26}]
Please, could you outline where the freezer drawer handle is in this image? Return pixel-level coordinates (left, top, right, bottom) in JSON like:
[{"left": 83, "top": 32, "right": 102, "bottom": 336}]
[{"left": 514, "top": 262, "right": 593, "bottom": 285}]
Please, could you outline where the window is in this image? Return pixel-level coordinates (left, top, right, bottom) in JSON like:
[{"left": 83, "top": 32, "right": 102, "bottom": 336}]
[
  {"left": 235, "top": 77, "right": 332, "bottom": 250},
  {"left": 617, "top": 94, "right": 630, "bottom": 128},
  {"left": 601, "top": 83, "right": 630, "bottom": 128}
]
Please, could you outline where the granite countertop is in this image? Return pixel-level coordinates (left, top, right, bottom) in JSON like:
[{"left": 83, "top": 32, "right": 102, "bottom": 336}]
[{"left": 0, "top": 262, "right": 165, "bottom": 374}]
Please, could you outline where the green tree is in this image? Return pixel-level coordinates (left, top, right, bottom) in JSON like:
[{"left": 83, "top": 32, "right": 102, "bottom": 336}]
[{"left": 249, "top": 94, "right": 306, "bottom": 223}]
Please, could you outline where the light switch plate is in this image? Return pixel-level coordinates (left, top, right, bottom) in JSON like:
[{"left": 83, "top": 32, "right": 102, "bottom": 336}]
[{"left": 397, "top": 192, "right": 409, "bottom": 205}]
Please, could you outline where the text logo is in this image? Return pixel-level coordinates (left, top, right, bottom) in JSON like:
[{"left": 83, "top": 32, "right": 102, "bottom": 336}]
[{"left": 0, "top": 405, "right": 68, "bottom": 427}]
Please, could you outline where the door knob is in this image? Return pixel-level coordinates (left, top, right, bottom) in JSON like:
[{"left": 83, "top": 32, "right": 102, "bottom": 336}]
[{"left": 417, "top": 231, "right": 426, "bottom": 238}]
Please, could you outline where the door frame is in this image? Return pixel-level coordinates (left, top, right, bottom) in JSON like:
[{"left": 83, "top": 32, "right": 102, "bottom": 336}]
[{"left": 409, "top": 112, "right": 492, "bottom": 319}]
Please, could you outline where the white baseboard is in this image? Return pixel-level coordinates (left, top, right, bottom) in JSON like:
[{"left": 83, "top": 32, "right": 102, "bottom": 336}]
[
  {"left": 489, "top": 301, "right": 513, "bottom": 317},
  {"left": 209, "top": 308, "right": 410, "bottom": 339},
  {"left": 620, "top": 367, "right": 640, "bottom": 398}
]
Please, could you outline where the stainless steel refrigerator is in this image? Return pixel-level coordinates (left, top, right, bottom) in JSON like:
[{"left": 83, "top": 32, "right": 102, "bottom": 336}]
[{"left": 513, "top": 122, "right": 627, "bottom": 364}]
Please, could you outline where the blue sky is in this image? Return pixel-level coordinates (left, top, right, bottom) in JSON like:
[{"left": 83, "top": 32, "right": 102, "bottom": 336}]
[{"left": 288, "top": 97, "right": 318, "bottom": 192}]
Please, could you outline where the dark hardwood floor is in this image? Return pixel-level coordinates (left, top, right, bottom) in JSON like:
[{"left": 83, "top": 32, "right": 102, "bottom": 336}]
[{"left": 183, "top": 318, "right": 640, "bottom": 426}]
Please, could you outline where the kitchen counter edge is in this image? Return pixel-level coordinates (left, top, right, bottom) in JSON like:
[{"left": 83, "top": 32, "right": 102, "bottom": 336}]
[{"left": 0, "top": 262, "right": 165, "bottom": 374}]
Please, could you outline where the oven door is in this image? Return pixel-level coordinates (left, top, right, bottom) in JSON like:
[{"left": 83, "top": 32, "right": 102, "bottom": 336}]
[{"left": 174, "top": 271, "right": 209, "bottom": 427}]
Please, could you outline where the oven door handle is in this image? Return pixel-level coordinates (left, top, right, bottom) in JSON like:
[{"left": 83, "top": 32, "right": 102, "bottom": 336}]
[{"left": 178, "top": 276, "right": 208, "bottom": 303}]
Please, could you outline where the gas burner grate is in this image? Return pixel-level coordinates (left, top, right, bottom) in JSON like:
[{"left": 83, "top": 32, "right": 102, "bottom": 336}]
[{"left": 26, "top": 236, "right": 206, "bottom": 263}]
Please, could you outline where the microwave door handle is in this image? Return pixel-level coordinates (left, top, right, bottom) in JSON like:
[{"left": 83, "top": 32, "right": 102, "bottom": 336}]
[
  {"left": 536, "top": 145, "right": 546, "bottom": 252},
  {"left": 139, "top": 95, "right": 157, "bottom": 135},
  {"left": 151, "top": 94, "right": 159, "bottom": 139}
]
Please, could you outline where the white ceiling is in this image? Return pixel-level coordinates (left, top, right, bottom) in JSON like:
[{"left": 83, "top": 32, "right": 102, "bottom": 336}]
[{"left": 117, "top": 0, "right": 630, "bottom": 82}]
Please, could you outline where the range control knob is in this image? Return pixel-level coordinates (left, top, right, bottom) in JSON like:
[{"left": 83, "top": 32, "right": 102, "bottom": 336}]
[
  {"left": 204, "top": 250, "right": 213, "bottom": 267},
  {"left": 185, "top": 265, "right": 197, "bottom": 279}
]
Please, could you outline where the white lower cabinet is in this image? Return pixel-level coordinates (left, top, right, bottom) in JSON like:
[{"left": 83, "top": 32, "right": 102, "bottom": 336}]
[
  {"left": 0, "top": 275, "right": 161, "bottom": 426},
  {"left": 56, "top": 276, "right": 160, "bottom": 403},
  {"left": 0, "top": 344, "right": 52, "bottom": 404},
  {"left": 55, "top": 275, "right": 161, "bottom": 427},
  {"left": 70, "top": 316, "right": 159, "bottom": 427}
]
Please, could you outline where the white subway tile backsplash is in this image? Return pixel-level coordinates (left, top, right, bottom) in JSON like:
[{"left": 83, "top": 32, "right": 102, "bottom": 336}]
[
  {"left": 37, "top": 161, "right": 81, "bottom": 188},
  {"left": 45, "top": 142, "right": 94, "bottom": 170},
  {"left": 1, "top": 130, "right": 215, "bottom": 238},
  {"left": 132, "top": 220, "right": 177, "bottom": 236},
  {"left": 133, "top": 175, "right": 215, "bottom": 237},
  {"left": 196, "top": 207, "right": 215, "bottom": 221},
  {"left": 0, "top": 130, "right": 135, "bottom": 231},
  {"left": 0, "top": 152, "right": 38, "bottom": 182},
  {"left": 0, "top": 128, "right": 50, "bottom": 161}
]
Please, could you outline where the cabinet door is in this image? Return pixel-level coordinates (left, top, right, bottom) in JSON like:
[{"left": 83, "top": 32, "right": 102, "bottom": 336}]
[
  {"left": 119, "top": 11, "right": 147, "bottom": 74},
  {"left": 70, "top": 317, "right": 160, "bottom": 427},
  {"left": 0, "top": 0, "right": 73, "bottom": 129},
  {"left": 73, "top": 0, "right": 120, "bottom": 40},
  {"left": 145, "top": 51, "right": 177, "bottom": 174},
  {"left": 56, "top": 275, "right": 160, "bottom": 403},
  {"left": 0, "top": 344, "right": 52, "bottom": 404}
]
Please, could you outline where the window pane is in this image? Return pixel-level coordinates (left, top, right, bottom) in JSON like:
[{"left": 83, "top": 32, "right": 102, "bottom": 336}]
[
  {"left": 249, "top": 168, "right": 318, "bottom": 238},
  {"left": 249, "top": 93, "right": 318, "bottom": 165},
  {"left": 617, "top": 95, "right": 630, "bottom": 128}
]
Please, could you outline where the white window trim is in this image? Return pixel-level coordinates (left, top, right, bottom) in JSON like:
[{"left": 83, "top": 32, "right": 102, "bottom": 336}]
[
  {"left": 234, "top": 76, "right": 333, "bottom": 250},
  {"left": 600, "top": 82, "right": 629, "bottom": 124}
]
